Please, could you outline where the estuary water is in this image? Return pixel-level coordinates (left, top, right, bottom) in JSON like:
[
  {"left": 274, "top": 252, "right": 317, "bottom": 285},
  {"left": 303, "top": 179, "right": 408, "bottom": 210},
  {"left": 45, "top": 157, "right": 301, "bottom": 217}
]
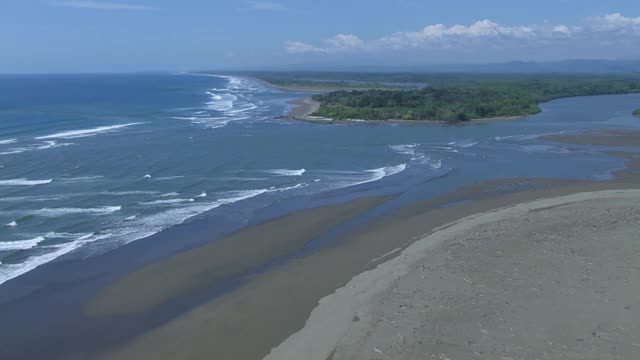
[{"left": 1, "top": 73, "right": 639, "bottom": 286}]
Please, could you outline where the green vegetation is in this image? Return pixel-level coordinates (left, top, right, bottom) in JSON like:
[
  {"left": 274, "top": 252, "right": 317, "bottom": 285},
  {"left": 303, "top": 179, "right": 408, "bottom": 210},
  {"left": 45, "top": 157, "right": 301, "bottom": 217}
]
[
  {"left": 634, "top": 108, "right": 640, "bottom": 117},
  {"left": 305, "top": 75, "right": 640, "bottom": 121},
  {"left": 234, "top": 71, "right": 640, "bottom": 121},
  {"left": 233, "top": 71, "right": 423, "bottom": 91}
]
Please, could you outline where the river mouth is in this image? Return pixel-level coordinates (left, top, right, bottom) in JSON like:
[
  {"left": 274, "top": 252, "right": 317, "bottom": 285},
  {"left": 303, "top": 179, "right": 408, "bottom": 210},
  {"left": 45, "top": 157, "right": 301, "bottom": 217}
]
[{"left": 1, "top": 75, "right": 640, "bottom": 359}]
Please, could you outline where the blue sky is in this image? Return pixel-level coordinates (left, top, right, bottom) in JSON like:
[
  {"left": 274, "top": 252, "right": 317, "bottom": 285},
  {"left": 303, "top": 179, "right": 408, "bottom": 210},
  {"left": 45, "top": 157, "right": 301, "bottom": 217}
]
[{"left": 1, "top": 0, "right": 639, "bottom": 72}]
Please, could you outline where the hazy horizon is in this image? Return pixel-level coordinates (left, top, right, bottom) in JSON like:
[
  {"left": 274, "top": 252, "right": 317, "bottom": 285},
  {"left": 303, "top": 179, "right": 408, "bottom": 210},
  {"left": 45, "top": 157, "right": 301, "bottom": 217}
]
[{"left": 1, "top": 0, "right": 639, "bottom": 73}]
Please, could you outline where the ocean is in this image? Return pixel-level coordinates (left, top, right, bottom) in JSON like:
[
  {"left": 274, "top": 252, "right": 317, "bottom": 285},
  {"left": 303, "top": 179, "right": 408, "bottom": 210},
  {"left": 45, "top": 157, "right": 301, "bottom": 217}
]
[{"left": 1, "top": 73, "right": 639, "bottom": 286}]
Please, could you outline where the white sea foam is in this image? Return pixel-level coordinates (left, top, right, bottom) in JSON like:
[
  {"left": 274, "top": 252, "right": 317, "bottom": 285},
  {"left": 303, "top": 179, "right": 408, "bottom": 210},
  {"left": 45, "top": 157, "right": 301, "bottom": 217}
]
[
  {"left": 190, "top": 117, "right": 231, "bottom": 129},
  {"left": 390, "top": 144, "right": 427, "bottom": 161},
  {"left": 0, "top": 139, "right": 17, "bottom": 145},
  {"left": 449, "top": 140, "right": 479, "bottom": 148},
  {"left": 0, "top": 233, "right": 112, "bottom": 285},
  {"left": 154, "top": 176, "right": 184, "bottom": 181},
  {"left": 0, "top": 178, "right": 53, "bottom": 186},
  {"left": 36, "top": 140, "right": 74, "bottom": 150},
  {"left": 0, "top": 140, "right": 74, "bottom": 156},
  {"left": 273, "top": 183, "right": 308, "bottom": 192},
  {"left": 144, "top": 174, "right": 152, "bottom": 179},
  {"left": 0, "top": 195, "right": 65, "bottom": 202},
  {"left": 429, "top": 159, "right": 443, "bottom": 169},
  {"left": 207, "top": 93, "right": 237, "bottom": 112},
  {"left": 0, "top": 237, "right": 46, "bottom": 251},
  {"left": 358, "top": 164, "right": 407, "bottom": 186},
  {"left": 58, "top": 175, "right": 103, "bottom": 183},
  {"left": 195, "top": 191, "right": 207, "bottom": 198},
  {"left": 43, "top": 232, "right": 94, "bottom": 240},
  {"left": 26, "top": 206, "right": 121, "bottom": 217},
  {"left": 0, "top": 191, "right": 154, "bottom": 202},
  {"left": 160, "top": 192, "right": 180, "bottom": 197},
  {"left": 173, "top": 76, "right": 262, "bottom": 129},
  {"left": 140, "top": 198, "right": 194, "bottom": 205},
  {"left": 429, "top": 145, "right": 459, "bottom": 153},
  {"left": 268, "top": 168, "right": 306, "bottom": 176},
  {"left": 103, "top": 189, "right": 269, "bottom": 251},
  {"left": 6, "top": 221, "right": 18, "bottom": 227},
  {"left": 327, "top": 164, "right": 408, "bottom": 189},
  {"left": 0, "top": 188, "right": 272, "bottom": 284},
  {"left": 390, "top": 144, "right": 446, "bottom": 168},
  {"left": 0, "top": 150, "right": 26, "bottom": 155},
  {"left": 35, "top": 123, "right": 144, "bottom": 140}
]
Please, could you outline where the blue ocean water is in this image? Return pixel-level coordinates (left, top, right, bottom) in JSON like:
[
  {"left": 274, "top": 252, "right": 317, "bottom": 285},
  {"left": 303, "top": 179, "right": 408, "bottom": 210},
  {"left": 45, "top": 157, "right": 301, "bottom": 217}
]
[{"left": 0, "top": 74, "right": 639, "bottom": 286}]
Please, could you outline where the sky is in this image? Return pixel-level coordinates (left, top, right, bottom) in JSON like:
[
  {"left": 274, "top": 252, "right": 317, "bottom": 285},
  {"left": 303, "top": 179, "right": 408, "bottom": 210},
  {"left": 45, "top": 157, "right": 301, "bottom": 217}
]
[{"left": 1, "top": 0, "right": 639, "bottom": 72}]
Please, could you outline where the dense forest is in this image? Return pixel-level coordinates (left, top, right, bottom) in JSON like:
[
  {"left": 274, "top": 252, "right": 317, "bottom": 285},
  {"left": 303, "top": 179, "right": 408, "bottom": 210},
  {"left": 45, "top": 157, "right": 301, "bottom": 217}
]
[{"left": 308, "top": 76, "right": 640, "bottom": 121}]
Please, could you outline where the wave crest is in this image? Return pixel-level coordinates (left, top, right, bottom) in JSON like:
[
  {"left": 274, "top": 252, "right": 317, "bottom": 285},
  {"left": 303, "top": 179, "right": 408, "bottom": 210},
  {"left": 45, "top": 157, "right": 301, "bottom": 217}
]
[
  {"left": 35, "top": 123, "right": 144, "bottom": 140},
  {"left": 267, "top": 168, "right": 306, "bottom": 176},
  {"left": 0, "top": 178, "right": 53, "bottom": 186},
  {"left": 0, "top": 237, "right": 46, "bottom": 251}
]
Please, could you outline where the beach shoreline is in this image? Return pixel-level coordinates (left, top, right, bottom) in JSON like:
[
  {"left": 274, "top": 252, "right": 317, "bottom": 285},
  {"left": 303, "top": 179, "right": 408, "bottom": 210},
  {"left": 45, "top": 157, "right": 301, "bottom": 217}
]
[
  {"left": 1, "top": 89, "right": 639, "bottom": 360},
  {"left": 250, "top": 77, "right": 525, "bottom": 125},
  {"left": 282, "top": 96, "right": 524, "bottom": 125},
  {"left": 88, "top": 130, "right": 640, "bottom": 360},
  {"left": 267, "top": 189, "right": 640, "bottom": 360}
]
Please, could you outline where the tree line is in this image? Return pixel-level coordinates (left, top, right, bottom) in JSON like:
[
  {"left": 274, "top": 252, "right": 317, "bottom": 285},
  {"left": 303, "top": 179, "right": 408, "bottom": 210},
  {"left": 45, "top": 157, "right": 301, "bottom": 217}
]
[{"left": 310, "top": 76, "right": 640, "bottom": 121}]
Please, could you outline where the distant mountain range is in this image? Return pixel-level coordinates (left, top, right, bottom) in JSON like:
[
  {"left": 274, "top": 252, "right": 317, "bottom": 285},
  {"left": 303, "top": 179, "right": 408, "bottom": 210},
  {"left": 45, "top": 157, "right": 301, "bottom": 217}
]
[{"left": 239, "top": 59, "right": 640, "bottom": 74}]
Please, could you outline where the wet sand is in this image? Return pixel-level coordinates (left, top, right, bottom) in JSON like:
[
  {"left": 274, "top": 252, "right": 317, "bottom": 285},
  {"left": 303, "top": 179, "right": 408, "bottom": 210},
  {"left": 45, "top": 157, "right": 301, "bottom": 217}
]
[
  {"left": 543, "top": 129, "right": 640, "bottom": 147},
  {"left": 90, "top": 129, "right": 640, "bottom": 360},
  {"left": 285, "top": 97, "right": 323, "bottom": 121},
  {"left": 2, "top": 131, "right": 639, "bottom": 360},
  {"left": 87, "top": 195, "right": 392, "bottom": 316}
]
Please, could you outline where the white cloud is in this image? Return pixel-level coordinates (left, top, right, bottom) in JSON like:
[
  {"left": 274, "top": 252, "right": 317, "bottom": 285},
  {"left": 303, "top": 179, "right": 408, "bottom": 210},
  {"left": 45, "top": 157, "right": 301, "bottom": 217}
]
[
  {"left": 552, "top": 25, "right": 572, "bottom": 37},
  {"left": 285, "top": 34, "right": 364, "bottom": 54},
  {"left": 55, "top": 1, "right": 154, "bottom": 10},
  {"left": 587, "top": 13, "right": 640, "bottom": 33},
  {"left": 285, "top": 41, "right": 328, "bottom": 54},
  {"left": 325, "top": 34, "right": 364, "bottom": 49},
  {"left": 244, "top": 1, "right": 287, "bottom": 11},
  {"left": 285, "top": 13, "right": 640, "bottom": 54}
]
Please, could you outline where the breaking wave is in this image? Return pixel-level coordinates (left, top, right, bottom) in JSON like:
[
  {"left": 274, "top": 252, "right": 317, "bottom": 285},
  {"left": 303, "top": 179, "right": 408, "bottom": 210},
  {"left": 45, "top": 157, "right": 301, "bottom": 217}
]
[
  {"left": 35, "top": 123, "right": 144, "bottom": 140},
  {"left": 23, "top": 206, "right": 122, "bottom": 217},
  {"left": 0, "top": 179, "right": 53, "bottom": 186},
  {"left": 0, "top": 237, "right": 45, "bottom": 251},
  {"left": 267, "top": 168, "right": 306, "bottom": 176}
]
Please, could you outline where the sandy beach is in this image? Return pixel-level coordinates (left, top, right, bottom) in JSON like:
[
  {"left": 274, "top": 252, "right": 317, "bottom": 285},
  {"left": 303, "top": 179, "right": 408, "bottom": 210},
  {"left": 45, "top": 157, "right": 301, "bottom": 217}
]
[{"left": 268, "top": 189, "right": 640, "bottom": 360}]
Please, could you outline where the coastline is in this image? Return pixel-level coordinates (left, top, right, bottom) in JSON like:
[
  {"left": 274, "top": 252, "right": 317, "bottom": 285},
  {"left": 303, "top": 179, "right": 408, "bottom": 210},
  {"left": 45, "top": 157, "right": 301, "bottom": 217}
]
[
  {"left": 282, "top": 96, "right": 523, "bottom": 125},
  {"left": 90, "top": 130, "right": 640, "bottom": 360},
  {"left": 1, "top": 130, "right": 639, "bottom": 359},
  {"left": 248, "top": 77, "right": 323, "bottom": 93},
  {"left": 1, "top": 80, "right": 640, "bottom": 360},
  {"left": 253, "top": 77, "right": 525, "bottom": 125}
]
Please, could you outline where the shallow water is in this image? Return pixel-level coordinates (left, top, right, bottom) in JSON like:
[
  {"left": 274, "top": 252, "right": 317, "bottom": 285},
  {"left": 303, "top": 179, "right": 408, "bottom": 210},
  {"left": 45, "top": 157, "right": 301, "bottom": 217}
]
[{"left": 1, "top": 73, "right": 639, "bottom": 286}]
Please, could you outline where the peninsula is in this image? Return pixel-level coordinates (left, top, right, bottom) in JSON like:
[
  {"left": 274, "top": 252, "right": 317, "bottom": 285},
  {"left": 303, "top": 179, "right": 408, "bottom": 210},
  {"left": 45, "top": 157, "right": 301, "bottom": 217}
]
[{"left": 245, "top": 72, "right": 640, "bottom": 122}]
